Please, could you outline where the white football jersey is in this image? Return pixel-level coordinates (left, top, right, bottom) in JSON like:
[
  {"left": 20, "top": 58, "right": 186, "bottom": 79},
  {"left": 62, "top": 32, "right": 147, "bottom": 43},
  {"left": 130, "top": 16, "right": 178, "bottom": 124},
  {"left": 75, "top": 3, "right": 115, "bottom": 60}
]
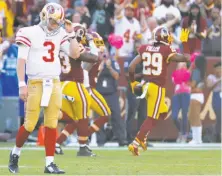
[
  {"left": 114, "top": 15, "right": 141, "bottom": 57},
  {"left": 16, "top": 25, "right": 70, "bottom": 79}
]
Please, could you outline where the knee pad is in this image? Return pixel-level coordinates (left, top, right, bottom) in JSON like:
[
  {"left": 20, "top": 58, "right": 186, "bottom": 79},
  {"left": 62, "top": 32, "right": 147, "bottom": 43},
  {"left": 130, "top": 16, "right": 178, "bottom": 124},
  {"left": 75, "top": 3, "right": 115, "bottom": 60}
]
[
  {"left": 24, "top": 122, "right": 36, "bottom": 133},
  {"left": 44, "top": 118, "right": 58, "bottom": 129}
]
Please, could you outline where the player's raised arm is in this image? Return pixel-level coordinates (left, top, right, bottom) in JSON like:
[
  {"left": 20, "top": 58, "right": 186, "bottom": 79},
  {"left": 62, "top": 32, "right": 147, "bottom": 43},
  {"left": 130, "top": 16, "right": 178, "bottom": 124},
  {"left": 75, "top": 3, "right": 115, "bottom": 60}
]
[
  {"left": 61, "top": 20, "right": 80, "bottom": 59},
  {"left": 129, "top": 54, "right": 142, "bottom": 82},
  {"left": 169, "top": 28, "right": 190, "bottom": 63},
  {"left": 79, "top": 33, "right": 98, "bottom": 63},
  {"left": 69, "top": 37, "right": 80, "bottom": 59},
  {"left": 169, "top": 53, "right": 190, "bottom": 63}
]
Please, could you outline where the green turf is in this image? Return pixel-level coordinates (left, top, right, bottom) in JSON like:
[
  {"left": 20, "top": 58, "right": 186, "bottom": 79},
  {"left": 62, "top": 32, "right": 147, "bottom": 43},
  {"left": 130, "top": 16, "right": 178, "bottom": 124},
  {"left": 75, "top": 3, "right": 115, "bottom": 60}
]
[{"left": 0, "top": 148, "right": 221, "bottom": 175}]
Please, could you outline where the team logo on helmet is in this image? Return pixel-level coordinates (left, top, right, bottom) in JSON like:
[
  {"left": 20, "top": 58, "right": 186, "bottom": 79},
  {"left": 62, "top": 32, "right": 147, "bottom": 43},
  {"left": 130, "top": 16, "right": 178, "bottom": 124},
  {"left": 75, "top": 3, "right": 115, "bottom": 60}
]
[{"left": 47, "top": 5, "right": 55, "bottom": 14}]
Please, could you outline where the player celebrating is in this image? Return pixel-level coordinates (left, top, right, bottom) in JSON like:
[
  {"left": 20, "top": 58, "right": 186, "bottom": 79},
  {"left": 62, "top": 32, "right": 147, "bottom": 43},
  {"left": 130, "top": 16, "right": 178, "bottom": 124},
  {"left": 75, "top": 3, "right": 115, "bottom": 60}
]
[
  {"left": 128, "top": 26, "right": 190, "bottom": 156},
  {"left": 84, "top": 32, "right": 111, "bottom": 139},
  {"left": 8, "top": 3, "right": 80, "bottom": 174},
  {"left": 58, "top": 23, "right": 99, "bottom": 156},
  {"left": 55, "top": 32, "right": 111, "bottom": 155}
]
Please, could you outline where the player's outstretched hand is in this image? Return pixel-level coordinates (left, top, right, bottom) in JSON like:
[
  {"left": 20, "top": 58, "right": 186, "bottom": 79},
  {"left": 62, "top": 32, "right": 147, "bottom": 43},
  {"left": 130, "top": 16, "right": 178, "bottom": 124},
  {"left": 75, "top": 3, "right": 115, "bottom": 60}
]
[
  {"left": 180, "top": 28, "right": 190, "bottom": 43},
  {"left": 19, "top": 86, "right": 28, "bottom": 102}
]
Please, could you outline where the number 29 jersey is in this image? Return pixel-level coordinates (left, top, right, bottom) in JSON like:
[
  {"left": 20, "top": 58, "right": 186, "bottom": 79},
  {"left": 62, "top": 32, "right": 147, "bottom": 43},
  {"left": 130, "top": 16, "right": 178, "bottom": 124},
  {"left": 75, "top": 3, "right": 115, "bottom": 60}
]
[
  {"left": 138, "top": 44, "right": 176, "bottom": 87},
  {"left": 15, "top": 25, "right": 69, "bottom": 79}
]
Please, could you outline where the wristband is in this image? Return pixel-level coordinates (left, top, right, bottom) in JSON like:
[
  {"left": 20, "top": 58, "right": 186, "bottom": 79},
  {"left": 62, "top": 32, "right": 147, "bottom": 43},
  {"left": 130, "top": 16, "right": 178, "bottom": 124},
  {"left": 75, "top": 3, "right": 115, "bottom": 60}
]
[
  {"left": 89, "top": 41, "right": 99, "bottom": 56},
  {"left": 18, "top": 81, "right": 26, "bottom": 88}
]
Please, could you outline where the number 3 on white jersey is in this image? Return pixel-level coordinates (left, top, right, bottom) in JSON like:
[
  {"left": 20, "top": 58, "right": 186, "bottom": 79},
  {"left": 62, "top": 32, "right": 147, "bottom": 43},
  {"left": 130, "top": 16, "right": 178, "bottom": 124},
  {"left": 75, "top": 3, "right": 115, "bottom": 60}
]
[{"left": 142, "top": 52, "right": 163, "bottom": 76}]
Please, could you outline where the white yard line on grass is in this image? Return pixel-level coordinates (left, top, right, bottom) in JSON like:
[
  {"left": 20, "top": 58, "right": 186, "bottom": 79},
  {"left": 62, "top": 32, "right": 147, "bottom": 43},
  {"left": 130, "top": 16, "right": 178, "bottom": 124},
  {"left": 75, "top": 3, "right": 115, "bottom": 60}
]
[{"left": 0, "top": 147, "right": 220, "bottom": 151}]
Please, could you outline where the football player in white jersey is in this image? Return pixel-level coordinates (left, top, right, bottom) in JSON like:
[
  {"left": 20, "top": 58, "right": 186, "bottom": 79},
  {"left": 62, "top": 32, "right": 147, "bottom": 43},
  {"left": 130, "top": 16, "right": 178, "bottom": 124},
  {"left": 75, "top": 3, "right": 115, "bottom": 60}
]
[
  {"left": 8, "top": 3, "right": 80, "bottom": 174},
  {"left": 114, "top": 3, "right": 141, "bottom": 57}
]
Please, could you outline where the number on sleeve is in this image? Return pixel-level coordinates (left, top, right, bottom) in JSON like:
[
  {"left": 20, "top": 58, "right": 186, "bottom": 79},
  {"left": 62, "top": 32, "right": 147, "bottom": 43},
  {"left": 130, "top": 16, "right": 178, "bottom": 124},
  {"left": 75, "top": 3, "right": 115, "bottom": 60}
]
[
  {"left": 42, "top": 41, "right": 55, "bottom": 62},
  {"left": 59, "top": 51, "right": 71, "bottom": 74},
  {"left": 142, "top": 52, "right": 163, "bottom": 76}
]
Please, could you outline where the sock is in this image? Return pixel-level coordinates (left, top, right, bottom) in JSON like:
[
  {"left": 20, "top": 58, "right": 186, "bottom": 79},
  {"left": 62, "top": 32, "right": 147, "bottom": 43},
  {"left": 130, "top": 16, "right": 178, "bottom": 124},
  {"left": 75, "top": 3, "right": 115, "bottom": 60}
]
[
  {"left": 45, "top": 127, "right": 56, "bottom": 160},
  {"left": 46, "top": 156, "right": 54, "bottom": 167},
  {"left": 12, "top": 146, "right": 21, "bottom": 156},
  {"left": 197, "top": 126, "right": 202, "bottom": 143},
  {"left": 16, "top": 125, "right": 30, "bottom": 148},
  {"left": 135, "top": 117, "right": 157, "bottom": 142},
  {"left": 132, "top": 139, "right": 140, "bottom": 148},
  {"left": 56, "top": 121, "right": 78, "bottom": 145},
  {"left": 77, "top": 119, "right": 89, "bottom": 145},
  {"left": 88, "top": 116, "right": 109, "bottom": 136},
  {"left": 191, "top": 127, "right": 197, "bottom": 141}
]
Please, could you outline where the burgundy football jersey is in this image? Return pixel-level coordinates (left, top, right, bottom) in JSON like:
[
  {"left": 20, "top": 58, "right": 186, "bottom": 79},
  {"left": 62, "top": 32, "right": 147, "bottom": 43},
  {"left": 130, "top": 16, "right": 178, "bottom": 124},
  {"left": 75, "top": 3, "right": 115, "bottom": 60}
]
[
  {"left": 138, "top": 43, "right": 176, "bottom": 87},
  {"left": 60, "top": 51, "right": 84, "bottom": 83}
]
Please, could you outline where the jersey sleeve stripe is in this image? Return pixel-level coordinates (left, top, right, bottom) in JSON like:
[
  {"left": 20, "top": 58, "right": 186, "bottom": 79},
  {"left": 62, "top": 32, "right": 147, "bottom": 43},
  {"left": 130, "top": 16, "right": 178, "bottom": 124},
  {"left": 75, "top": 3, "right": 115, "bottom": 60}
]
[
  {"left": 62, "top": 35, "right": 68, "bottom": 40},
  {"left": 16, "top": 36, "right": 31, "bottom": 44},
  {"left": 15, "top": 39, "right": 31, "bottom": 47},
  {"left": 166, "top": 53, "right": 176, "bottom": 63},
  {"left": 60, "top": 35, "right": 69, "bottom": 45},
  {"left": 60, "top": 39, "right": 67, "bottom": 45}
]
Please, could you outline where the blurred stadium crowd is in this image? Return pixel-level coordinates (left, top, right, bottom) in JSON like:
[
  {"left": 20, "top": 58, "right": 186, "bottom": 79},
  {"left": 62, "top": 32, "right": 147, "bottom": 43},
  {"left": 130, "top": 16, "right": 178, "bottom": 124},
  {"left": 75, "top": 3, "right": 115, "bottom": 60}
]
[{"left": 0, "top": 0, "right": 221, "bottom": 145}]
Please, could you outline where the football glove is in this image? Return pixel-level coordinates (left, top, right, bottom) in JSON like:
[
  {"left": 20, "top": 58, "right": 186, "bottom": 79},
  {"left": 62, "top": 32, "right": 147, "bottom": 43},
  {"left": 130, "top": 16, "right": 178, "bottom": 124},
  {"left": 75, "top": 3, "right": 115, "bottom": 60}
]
[
  {"left": 180, "top": 28, "right": 190, "bottom": 43},
  {"left": 130, "top": 81, "right": 140, "bottom": 94}
]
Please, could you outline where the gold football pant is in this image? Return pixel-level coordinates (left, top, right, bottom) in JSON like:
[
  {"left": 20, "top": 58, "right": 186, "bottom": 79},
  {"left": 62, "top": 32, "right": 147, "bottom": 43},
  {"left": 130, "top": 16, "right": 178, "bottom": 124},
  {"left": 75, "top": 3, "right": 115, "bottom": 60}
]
[
  {"left": 24, "top": 79, "right": 62, "bottom": 132},
  {"left": 143, "top": 82, "right": 168, "bottom": 119},
  {"left": 89, "top": 88, "right": 111, "bottom": 116},
  {"left": 61, "top": 81, "right": 91, "bottom": 120}
]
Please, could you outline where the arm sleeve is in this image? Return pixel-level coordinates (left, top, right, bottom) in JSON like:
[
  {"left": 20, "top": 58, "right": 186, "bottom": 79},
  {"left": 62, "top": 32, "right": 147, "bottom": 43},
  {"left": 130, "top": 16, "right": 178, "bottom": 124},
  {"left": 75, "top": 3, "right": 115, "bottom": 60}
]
[
  {"left": 17, "top": 45, "right": 30, "bottom": 61},
  {"left": 15, "top": 28, "right": 31, "bottom": 47}
]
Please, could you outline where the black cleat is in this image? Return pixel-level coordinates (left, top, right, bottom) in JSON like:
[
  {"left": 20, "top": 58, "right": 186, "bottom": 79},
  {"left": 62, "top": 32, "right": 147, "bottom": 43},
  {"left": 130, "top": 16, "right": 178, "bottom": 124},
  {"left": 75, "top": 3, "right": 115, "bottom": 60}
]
[
  {"left": 118, "top": 140, "right": 128, "bottom": 147},
  {"left": 44, "top": 162, "right": 65, "bottom": 174},
  {"left": 85, "top": 145, "right": 92, "bottom": 152},
  {"left": 77, "top": 146, "right": 96, "bottom": 157},
  {"left": 8, "top": 152, "right": 19, "bottom": 174},
  {"left": 55, "top": 144, "right": 64, "bottom": 155}
]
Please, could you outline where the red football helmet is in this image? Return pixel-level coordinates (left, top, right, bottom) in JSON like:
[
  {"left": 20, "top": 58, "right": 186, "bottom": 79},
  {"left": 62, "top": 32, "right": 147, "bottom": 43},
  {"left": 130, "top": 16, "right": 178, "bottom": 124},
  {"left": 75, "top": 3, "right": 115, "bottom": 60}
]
[
  {"left": 153, "top": 26, "right": 171, "bottom": 45},
  {"left": 72, "top": 23, "right": 86, "bottom": 42}
]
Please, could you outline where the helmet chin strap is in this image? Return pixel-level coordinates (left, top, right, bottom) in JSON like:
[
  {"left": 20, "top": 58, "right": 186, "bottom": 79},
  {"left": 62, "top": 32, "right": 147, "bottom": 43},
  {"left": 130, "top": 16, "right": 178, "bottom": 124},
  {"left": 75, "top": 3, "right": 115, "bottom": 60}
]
[{"left": 39, "top": 20, "right": 61, "bottom": 36}]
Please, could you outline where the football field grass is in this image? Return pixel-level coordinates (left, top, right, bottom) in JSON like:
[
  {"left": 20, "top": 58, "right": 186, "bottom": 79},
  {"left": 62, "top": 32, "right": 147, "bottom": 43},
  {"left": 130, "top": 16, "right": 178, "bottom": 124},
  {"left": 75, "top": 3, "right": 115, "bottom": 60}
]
[{"left": 0, "top": 144, "right": 221, "bottom": 175}]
